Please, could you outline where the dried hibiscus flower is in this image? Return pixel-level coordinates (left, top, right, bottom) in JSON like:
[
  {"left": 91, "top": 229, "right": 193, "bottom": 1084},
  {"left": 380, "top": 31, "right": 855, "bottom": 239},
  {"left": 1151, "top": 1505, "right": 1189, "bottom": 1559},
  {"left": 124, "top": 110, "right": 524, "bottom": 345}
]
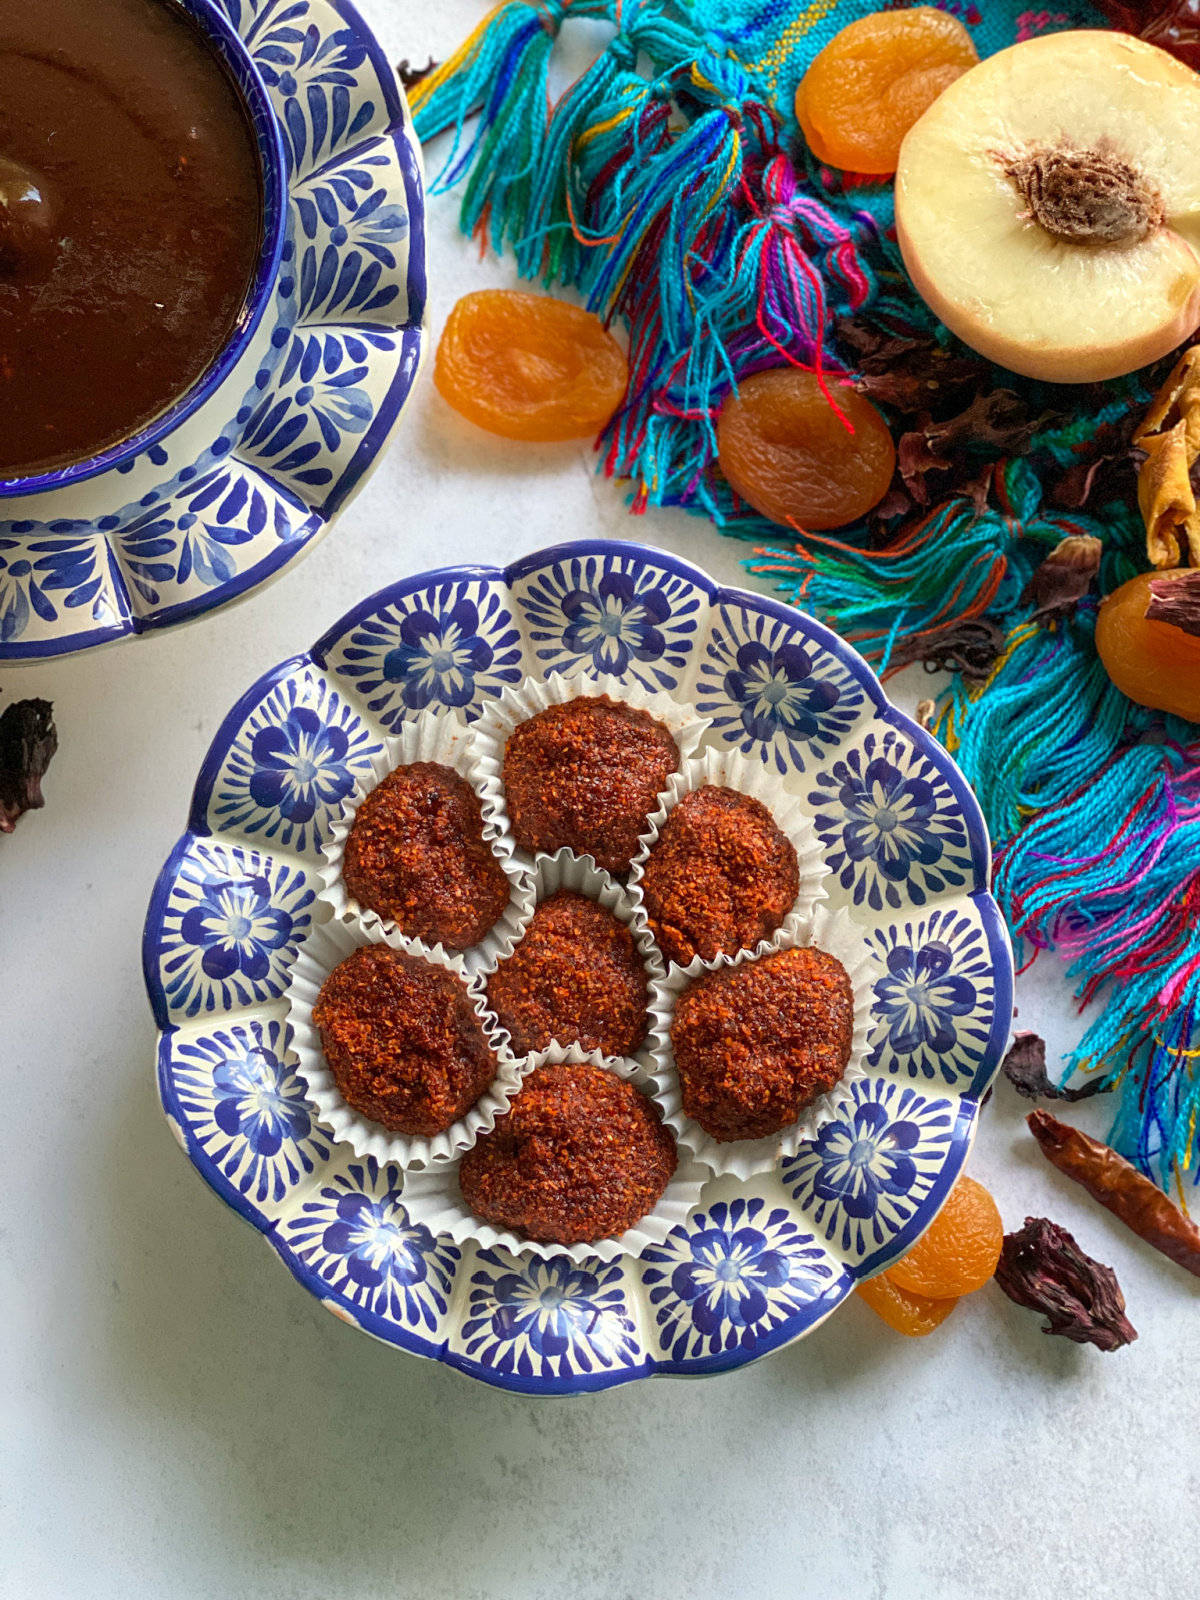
[
  {"left": 887, "top": 615, "right": 1006, "bottom": 685},
  {"left": 894, "top": 390, "right": 1054, "bottom": 509},
  {"left": 1001, "top": 1032, "right": 1106, "bottom": 1102},
  {"left": 995, "top": 1216, "right": 1137, "bottom": 1351},
  {"left": 837, "top": 316, "right": 989, "bottom": 417},
  {"left": 1045, "top": 406, "right": 1147, "bottom": 513},
  {"left": 0, "top": 697, "right": 57, "bottom": 833},
  {"left": 1020, "top": 535, "right": 1103, "bottom": 625},
  {"left": 396, "top": 57, "right": 437, "bottom": 90},
  {"left": 1145, "top": 567, "right": 1200, "bottom": 636},
  {"left": 1092, "top": 0, "right": 1200, "bottom": 72}
]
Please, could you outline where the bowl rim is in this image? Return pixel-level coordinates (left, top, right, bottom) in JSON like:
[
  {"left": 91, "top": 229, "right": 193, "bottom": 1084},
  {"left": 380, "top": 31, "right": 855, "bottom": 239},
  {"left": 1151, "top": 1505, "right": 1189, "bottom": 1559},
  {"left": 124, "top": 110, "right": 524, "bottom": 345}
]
[{"left": 0, "top": 0, "right": 289, "bottom": 499}]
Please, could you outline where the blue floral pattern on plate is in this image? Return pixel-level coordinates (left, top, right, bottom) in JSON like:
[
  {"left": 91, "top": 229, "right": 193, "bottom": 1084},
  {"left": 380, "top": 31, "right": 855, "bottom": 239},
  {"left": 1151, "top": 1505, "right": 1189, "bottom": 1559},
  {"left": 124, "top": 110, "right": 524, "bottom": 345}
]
[
  {"left": 642, "top": 1198, "right": 836, "bottom": 1362},
  {"left": 225, "top": 0, "right": 387, "bottom": 178},
  {"left": 154, "top": 841, "right": 314, "bottom": 1021},
  {"left": 148, "top": 539, "right": 1010, "bottom": 1393},
  {"left": 116, "top": 467, "right": 309, "bottom": 610},
  {"left": 782, "top": 1080, "right": 958, "bottom": 1259},
  {"left": 292, "top": 143, "right": 409, "bottom": 324},
  {"left": 283, "top": 1160, "right": 459, "bottom": 1332},
  {"left": 0, "top": 531, "right": 128, "bottom": 644},
  {"left": 204, "top": 666, "right": 385, "bottom": 855},
  {"left": 1, "top": 0, "right": 423, "bottom": 660},
  {"left": 323, "top": 580, "right": 524, "bottom": 727},
  {"left": 867, "top": 908, "right": 997, "bottom": 1087},
  {"left": 696, "top": 603, "right": 871, "bottom": 775},
  {"left": 166, "top": 1018, "right": 333, "bottom": 1212},
  {"left": 511, "top": 551, "right": 703, "bottom": 693},
  {"left": 457, "top": 1250, "right": 643, "bottom": 1381},
  {"left": 808, "top": 727, "right": 974, "bottom": 912},
  {"left": 237, "top": 325, "right": 410, "bottom": 506}
]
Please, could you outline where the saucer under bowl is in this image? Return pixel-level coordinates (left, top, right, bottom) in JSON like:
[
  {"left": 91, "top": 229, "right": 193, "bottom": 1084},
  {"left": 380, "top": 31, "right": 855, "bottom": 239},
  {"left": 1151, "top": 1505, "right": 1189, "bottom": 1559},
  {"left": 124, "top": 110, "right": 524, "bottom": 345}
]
[{"left": 0, "top": 0, "right": 425, "bottom": 661}]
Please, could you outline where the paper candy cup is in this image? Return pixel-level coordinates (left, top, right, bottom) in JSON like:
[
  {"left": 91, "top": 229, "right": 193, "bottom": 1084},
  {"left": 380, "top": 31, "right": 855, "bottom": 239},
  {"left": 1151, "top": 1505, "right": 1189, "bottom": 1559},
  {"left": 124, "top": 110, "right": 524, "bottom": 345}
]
[
  {"left": 318, "top": 709, "right": 533, "bottom": 976},
  {"left": 627, "top": 743, "right": 830, "bottom": 967},
  {"left": 288, "top": 916, "right": 525, "bottom": 1170},
  {"left": 484, "top": 846, "right": 665, "bottom": 1073},
  {"left": 645, "top": 905, "right": 877, "bottom": 1181},
  {"left": 466, "top": 671, "right": 710, "bottom": 875}
]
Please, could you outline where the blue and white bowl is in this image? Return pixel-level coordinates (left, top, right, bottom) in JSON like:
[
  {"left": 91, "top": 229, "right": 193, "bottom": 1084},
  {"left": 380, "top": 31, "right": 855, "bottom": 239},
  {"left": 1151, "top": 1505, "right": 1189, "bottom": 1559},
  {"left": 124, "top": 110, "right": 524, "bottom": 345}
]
[
  {"left": 144, "top": 540, "right": 1014, "bottom": 1395},
  {"left": 0, "top": 0, "right": 425, "bottom": 661}
]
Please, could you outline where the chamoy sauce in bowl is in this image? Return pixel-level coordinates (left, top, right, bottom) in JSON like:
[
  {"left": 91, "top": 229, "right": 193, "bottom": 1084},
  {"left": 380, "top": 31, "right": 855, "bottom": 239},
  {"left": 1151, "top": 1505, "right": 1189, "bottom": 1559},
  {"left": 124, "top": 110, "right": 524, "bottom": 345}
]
[{"left": 0, "top": 0, "right": 266, "bottom": 482}]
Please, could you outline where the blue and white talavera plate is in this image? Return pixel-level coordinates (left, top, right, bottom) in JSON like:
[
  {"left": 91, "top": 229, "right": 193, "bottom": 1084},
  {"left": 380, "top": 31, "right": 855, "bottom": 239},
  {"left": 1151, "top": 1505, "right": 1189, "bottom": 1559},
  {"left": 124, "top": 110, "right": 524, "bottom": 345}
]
[
  {"left": 144, "top": 541, "right": 1014, "bottom": 1395},
  {"left": 0, "top": 0, "right": 425, "bottom": 661}
]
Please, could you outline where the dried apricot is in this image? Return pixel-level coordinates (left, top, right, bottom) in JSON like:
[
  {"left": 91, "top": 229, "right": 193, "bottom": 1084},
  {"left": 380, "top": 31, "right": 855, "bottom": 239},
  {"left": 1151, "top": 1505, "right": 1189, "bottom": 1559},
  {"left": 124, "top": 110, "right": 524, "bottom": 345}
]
[
  {"left": 717, "top": 368, "right": 895, "bottom": 530},
  {"left": 855, "top": 1273, "right": 958, "bottom": 1336},
  {"left": 796, "top": 8, "right": 978, "bottom": 175},
  {"left": 887, "top": 1174, "right": 1003, "bottom": 1299},
  {"left": 1095, "top": 570, "right": 1200, "bottom": 720},
  {"left": 435, "top": 289, "right": 627, "bottom": 442}
]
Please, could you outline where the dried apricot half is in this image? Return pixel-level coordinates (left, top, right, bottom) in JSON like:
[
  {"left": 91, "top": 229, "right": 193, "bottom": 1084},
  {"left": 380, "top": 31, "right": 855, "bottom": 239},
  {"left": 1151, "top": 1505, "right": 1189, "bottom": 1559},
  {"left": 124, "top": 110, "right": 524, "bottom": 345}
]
[
  {"left": 855, "top": 1273, "right": 958, "bottom": 1337},
  {"left": 796, "top": 8, "right": 978, "bottom": 175},
  {"left": 717, "top": 368, "right": 896, "bottom": 530},
  {"left": 887, "top": 1173, "right": 1003, "bottom": 1299},
  {"left": 1095, "top": 570, "right": 1200, "bottom": 721},
  {"left": 435, "top": 289, "right": 627, "bottom": 442}
]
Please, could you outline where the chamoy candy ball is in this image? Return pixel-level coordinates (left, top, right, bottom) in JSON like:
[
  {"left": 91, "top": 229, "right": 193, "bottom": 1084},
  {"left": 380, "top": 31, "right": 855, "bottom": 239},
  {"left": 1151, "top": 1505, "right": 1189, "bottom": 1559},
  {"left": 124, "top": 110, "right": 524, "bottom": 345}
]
[
  {"left": 435, "top": 289, "right": 627, "bottom": 442},
  {"left": 855, "top": 1273, "right": 958, "bottom": 1337},
  {"left": 717, "top": 369, "right": 896, "bottom": 531},
  {"left": 796, "top": 7, "right": 977, "bottom": 175},
  {"left": 1095, "top": 570, "right": 1200, "bottom": 721},
  {"left": 887, "top": 1174, "right": 1003, "bottom": 1299}
]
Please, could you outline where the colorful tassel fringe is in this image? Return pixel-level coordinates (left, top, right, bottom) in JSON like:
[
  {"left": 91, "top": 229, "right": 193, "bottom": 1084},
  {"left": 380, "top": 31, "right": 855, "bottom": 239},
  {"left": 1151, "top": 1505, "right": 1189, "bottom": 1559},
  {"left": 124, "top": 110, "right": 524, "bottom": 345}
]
[
  {"left": 409, "top": 0, "right": 1200, "bottom": 1196},
  {"left": 411, "top": 0, "right": 886, "bottom": 525}
]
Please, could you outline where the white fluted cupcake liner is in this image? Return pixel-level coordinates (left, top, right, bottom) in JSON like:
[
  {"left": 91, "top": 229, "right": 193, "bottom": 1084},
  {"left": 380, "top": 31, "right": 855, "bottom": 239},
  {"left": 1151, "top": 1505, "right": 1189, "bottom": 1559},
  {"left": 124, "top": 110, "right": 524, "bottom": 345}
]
[
  {"left": 400, "top": 1134, "right": 710, "bottom": 1265},
  {"left": 646, "top": 905, "right": 877, "bottom": 1182},
  {"left": 318, "top": 709, "right": 534, "bottom": 976},
  {"left": 288, "top": 916, "right": 528, "bottom": 1170},
  {"left": 466, "top": 671, "right": 711, "bottom": 874},
  {"left": 484, "top": 848, "right": 665, "bottom": 1071},
  {"left": 511, "top": 1038, "right": 641, "bottom": 1076},
  {"left": 627, "top": 745, "right": 831, "bottom": 968}
]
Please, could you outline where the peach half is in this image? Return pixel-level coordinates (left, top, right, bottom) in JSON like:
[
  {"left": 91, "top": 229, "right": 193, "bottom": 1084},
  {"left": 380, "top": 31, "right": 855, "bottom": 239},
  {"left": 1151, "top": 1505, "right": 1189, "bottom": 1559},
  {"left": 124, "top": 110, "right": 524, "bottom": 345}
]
[{"left": 895, "top": 31, "right": 1200, "bottom": 384}]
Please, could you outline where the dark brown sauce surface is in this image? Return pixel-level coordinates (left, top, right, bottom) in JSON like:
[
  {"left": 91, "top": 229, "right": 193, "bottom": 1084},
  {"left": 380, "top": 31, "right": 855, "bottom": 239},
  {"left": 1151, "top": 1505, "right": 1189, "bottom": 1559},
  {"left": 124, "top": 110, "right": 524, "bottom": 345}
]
[{"left": 0, "top": 0, "right": 263, "bottom": 478}]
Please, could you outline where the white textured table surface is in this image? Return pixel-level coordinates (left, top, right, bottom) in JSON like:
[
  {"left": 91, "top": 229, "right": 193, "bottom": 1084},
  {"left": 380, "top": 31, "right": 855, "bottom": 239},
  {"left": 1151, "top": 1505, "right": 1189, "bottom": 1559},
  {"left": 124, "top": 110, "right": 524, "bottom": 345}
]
[{"left": 3, "top": 5, "right": 1197, "bottom": 1596}]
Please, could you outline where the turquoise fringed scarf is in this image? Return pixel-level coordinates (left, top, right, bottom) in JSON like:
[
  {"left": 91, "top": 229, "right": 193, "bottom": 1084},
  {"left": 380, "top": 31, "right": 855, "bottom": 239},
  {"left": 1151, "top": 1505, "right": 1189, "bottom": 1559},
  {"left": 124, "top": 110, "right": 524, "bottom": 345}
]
[{"left": 410, "top": 0, "right": 1200, "bottom": 1200}]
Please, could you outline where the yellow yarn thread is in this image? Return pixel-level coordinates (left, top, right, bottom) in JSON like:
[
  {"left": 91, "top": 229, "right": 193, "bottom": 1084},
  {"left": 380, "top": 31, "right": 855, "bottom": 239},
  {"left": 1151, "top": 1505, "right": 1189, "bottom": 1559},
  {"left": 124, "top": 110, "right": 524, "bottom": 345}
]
[
  {"left": 741, "top": 0, "right": 840, "bottom": 93},
  {"left": 407, "top": 4, "right": 508, "bottom": 115},
  {"left": 934, "top": 621, "right": 1038, "bottom": 757}
]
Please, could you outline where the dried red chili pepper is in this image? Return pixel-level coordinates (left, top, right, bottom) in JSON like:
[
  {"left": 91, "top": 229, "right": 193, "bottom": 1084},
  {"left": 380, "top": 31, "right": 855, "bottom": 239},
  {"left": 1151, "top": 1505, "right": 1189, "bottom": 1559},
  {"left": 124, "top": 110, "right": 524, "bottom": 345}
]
[
  {"left": 0, "top": 697, "right": 57, "bottom": 832},
  {"left": 1027, "top": 1109, "right": 1200, "bottom": 1278},
  {"left": 995, "top": 1216, "right": 1137, "bottom": 1351}
]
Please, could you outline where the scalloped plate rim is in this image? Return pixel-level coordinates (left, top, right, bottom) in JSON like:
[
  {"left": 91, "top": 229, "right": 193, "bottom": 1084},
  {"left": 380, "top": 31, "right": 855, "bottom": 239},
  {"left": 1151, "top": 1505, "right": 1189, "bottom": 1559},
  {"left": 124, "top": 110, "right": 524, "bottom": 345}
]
[{"left": 145, "top": 537, "right": 1014, "bottom": 1394}]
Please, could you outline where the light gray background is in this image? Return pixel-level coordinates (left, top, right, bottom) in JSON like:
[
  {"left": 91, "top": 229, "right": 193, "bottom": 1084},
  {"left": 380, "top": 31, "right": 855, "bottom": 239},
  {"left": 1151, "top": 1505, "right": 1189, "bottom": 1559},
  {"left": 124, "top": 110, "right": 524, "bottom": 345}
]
[{"left": 3, "top": 4, "right": 1197, "bottom": 1596}]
